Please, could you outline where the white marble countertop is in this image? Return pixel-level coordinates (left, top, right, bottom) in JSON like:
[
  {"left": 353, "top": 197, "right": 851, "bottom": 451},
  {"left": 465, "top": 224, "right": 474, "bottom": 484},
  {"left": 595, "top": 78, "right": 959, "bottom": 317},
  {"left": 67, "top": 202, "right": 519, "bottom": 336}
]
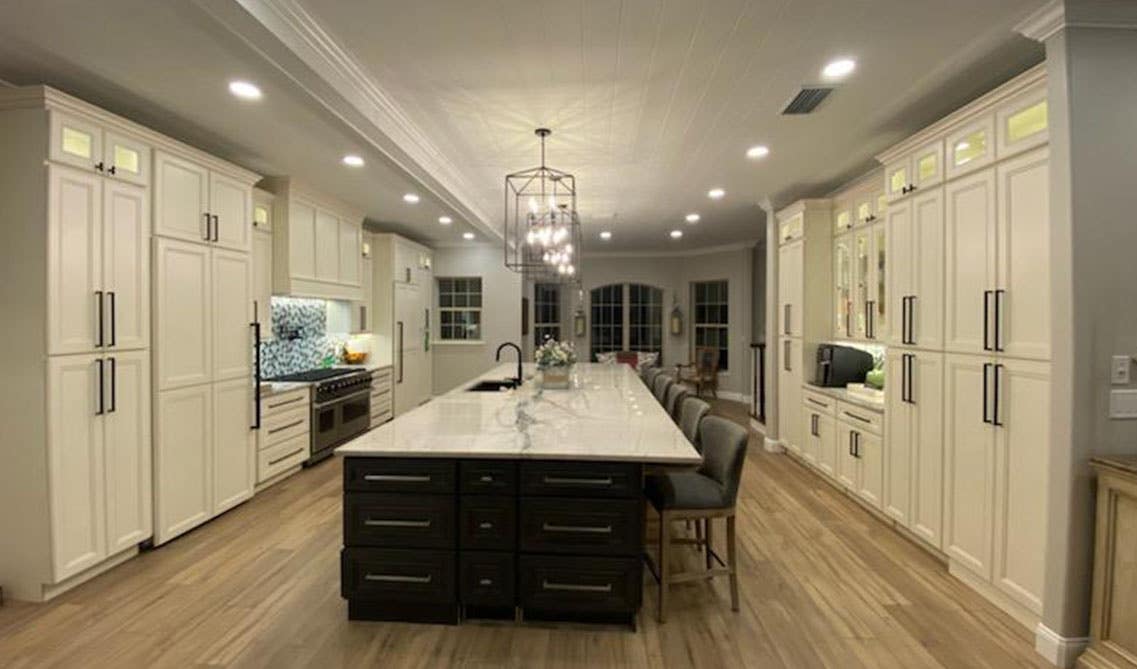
[
  {"left": 337, "top": 363, "right": 703, "bottom": 465},
  {"left": 802, "top": 383, "right": 885, "bottom": 413}
]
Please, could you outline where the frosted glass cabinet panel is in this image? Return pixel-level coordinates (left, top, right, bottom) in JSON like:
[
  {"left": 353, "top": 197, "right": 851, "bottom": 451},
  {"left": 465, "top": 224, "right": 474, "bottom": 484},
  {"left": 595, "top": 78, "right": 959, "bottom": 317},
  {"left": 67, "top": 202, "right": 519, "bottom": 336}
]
[
  {"left": 50, "top": 111, "right": 103, "bottom": 172},
  {"left": 834, "top": 235, "right": 852, "bottom": 338},
  {"left": 947, "top": 116, "right": 996, "bottom": 179},
  {"left": 854, "top": 230, "right": 871, "bottom": 338},
  {"left": 997, "top": 87, "right": 1049, "bottom": 157}
]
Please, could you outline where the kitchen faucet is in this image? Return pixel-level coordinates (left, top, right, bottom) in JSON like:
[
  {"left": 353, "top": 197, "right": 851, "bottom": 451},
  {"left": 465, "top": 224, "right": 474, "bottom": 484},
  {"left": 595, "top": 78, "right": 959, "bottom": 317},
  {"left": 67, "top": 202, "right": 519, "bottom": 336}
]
[{"left": 495, "top": 341, "right": 523, "bottom": 386}]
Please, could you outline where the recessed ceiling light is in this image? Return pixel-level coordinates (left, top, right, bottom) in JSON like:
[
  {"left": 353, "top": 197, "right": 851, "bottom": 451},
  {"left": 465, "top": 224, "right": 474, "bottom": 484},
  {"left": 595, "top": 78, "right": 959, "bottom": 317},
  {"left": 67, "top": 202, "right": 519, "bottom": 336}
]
[
  {"left": 669, "top": 230, "right": 683, "bottom": 239},
  {"left": 403, "top": 193, "right": 420, "bottom": 204},
  {"left": 685, "top": 213, "right": 701, "bottom": 224},
  {"left": 342, "top": 154, "right": 365, "bottom": 167},
  {"left": 822, "top": 58, "right": 856, "bottom": 80},
  {"left": 600, "top": 231, "right": 612, "bottom": 240},
  {"left": 462, "top": 232, "right": 475, "bottom": 240},
  {"left": 746, "top": 145, "right": 770, "bottom": 159},
  {"left": 707, "top": 188, "right": 725, "bottom": 200},
  {"left": 228, "top": 80, "right": 262, "bottom": 100},
  {"left": 438, "top": 216, "right": 453, "bottom": 225}
]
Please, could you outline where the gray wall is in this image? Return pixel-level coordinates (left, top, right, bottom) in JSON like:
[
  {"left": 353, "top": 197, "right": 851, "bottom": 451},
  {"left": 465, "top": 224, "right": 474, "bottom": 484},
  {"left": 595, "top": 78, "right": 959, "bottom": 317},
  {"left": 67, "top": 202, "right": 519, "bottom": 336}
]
[{"left": 431, "top": 244, "right": 523, "bottom": 394}]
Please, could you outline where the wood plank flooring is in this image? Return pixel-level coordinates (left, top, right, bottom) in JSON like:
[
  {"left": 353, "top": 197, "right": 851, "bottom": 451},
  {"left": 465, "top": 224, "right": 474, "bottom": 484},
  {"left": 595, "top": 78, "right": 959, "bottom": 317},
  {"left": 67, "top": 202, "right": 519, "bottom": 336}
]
[{"left": 0, "top": 400, "right": 1049, "bottom": 668}]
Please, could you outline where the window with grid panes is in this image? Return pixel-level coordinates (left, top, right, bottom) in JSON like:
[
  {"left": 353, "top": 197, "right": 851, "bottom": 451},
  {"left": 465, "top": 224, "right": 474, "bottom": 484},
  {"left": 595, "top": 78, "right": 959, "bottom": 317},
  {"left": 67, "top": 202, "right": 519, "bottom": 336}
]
[
  {"left": 692, "top": 280, "right": 729, "bottom": 370},
  {"left": 438, "top": 277, "right": 482, "bottom": 341},
  {"left": 533, "top": 283, "right": 561, "bottom": 346},
  {"left": 628, "top": 284, "right": 662, "bottom": 353},
  {"left": 589, "top": 284, "right": 623, "bottom": 361}
]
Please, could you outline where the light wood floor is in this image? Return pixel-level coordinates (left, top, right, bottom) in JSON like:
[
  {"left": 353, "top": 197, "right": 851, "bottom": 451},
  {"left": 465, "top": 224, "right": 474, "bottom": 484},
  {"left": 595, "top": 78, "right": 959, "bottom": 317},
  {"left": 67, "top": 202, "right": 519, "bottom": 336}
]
[{"left": 0, "top": 400, "right": 1048, "bottom": 668}]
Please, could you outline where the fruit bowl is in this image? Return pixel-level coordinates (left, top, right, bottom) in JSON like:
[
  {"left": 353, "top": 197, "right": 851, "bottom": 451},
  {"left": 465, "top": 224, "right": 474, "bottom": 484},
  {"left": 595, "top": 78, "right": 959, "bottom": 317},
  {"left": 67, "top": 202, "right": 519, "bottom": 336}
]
[{"left": 343, "top": 350, "right": 368, "bottom": 364}]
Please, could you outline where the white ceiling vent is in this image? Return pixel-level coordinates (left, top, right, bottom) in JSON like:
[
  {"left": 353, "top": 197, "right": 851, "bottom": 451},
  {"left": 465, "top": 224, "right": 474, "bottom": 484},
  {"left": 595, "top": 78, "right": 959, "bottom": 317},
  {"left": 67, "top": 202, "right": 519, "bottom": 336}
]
[{"left": 781, "top": 86, "right": 834, "bottom": 115}]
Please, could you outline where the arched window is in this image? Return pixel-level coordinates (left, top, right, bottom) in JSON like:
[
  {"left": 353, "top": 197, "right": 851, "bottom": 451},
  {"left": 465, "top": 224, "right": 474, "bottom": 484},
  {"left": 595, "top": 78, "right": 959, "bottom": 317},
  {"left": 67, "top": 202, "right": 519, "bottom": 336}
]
[{"left": 589, "top": 283, "right": 664, "bottom": 361}]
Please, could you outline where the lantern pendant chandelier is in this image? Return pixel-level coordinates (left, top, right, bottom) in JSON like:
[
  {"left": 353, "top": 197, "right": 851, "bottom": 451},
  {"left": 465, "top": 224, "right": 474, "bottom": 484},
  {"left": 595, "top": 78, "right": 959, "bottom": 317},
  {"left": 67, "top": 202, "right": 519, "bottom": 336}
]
[{"left": 504, "top": 128, "right": 582, "bottom": 283}]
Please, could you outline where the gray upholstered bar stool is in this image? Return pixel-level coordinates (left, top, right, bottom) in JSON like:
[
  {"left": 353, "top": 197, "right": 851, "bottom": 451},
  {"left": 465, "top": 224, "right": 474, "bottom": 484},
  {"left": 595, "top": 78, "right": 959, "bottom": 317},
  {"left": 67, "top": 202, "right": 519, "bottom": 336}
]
[
  {"left": 644, "top": 415, "right": 748, "bottom": 623},
  {"left": 642, "top": 366, "right": 662, "bottom": 388},
  {"left": 678, "top": 397, "right": 711, "bottom": 451},
  {"left": 652, "top": 374, "right": 674, "bottom": 404},
  {"left": 664, "top": 384, "right": 690, "bottom": 421}
]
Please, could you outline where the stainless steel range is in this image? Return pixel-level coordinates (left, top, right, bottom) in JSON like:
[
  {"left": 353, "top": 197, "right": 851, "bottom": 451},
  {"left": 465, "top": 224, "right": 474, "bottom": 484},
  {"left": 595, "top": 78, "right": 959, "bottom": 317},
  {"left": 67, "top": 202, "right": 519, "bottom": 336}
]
[{"left": 266, "top": 368, "right": 372, "bottom": 463}]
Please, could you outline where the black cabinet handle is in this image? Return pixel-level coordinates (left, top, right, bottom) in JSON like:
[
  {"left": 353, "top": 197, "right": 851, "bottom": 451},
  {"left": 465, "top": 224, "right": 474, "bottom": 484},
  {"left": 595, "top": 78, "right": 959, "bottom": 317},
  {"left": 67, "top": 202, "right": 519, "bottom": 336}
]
[
  {"left": 901, "top": 354, "right": 909, "bottom": 404},
  {"left": 906, "top": 354, "right": 916, "bottom": 405},
  {"left": 849, "top": 431, "right": 855, "bottom": 456},
  {"left": 982, "top": 363, "right": 993, "bottom": 424},
  {"left": 993, "top": 364, "right": 1004, "bottom": 427},
  {"left": 108, "top": 165, "right": 117, "bottom": 175},
  {"left": 94, "top": 161, "right": 105, "bottom": 172},
  {"left": 397, "top": 322, "right": 404, "bottom": 383},
  {"left": 203, "top": 212, "right": 211, "bottom": 241},
  {"left": 251, "top": 320, "right": 262, "bottom": 430},
  {"left": 983, "top": 291, "right": 993, "bottom": 351},
  {"left": 95, "top": 358, "right": 105, "bottom": 416},
  {"left": 107, "top": 357, "right": 116, "bottom": 413},
  {"left": 784, "top": 339, "right": 792, "bottom": 372},
  {"left": 853, "top": 432, "right": 860, "bottom": 458},
  {"left": 95, "top": 290, "right": 104, "bottom": 347},
  {"left": 212, "top": 214, "right": 220, "bottom": 242},
  {"left": 994, "top": 289, "right": 1005, "bottom": 352},
  {"left": 107, "top": 291, "right": 116, "bottom": 347},
  {"left": 784, "top": 304, "right": 791, "bottom": 335}
]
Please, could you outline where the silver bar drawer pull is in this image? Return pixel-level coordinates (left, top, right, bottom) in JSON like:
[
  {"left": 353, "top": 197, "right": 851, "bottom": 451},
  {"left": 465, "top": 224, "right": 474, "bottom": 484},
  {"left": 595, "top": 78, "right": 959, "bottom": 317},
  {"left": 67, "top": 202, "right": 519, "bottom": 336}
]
[
  {"left": 364, "top": 519, "right": 432, "bottom": 528},
  {"left": 267, "top": 447, "right": 306, "bottom": 467},
  {"left": 267, "top": 396, "right": 304, "bottom": 410},
  {"left": 542, "top": 523, "right": 613, "bottom": 534},
  {"left": 267, "top": 419, "right": 305, "bottom": 435},
  {"left": 363, "top": 474, "right": 431, "bottom": 483},
  {"left": 543, "top": 476, "right": 613, "bottom": 486},
  {"left": 478, "top": 578, "right": 494, "bottom": 586},
  {"left": 478, "top": 522, "right": 494, "bottom": 529},
  {"left": 542, "top": 580, "right": 612, "bottom": 593},
  {"left": 843, "top": 411, "right": 872, "bottom": 425},
  {"left": 364, "top": 573, "right": 432, "bottom": 584},
  {"left": 479, "top": 475, "right": 494, "bottom": 482}
]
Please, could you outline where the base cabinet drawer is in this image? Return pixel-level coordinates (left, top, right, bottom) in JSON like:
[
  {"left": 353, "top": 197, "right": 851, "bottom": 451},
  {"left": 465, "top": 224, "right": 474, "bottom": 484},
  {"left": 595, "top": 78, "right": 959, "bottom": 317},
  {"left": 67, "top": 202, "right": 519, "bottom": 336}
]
[
  {"left": 460, "top": 460, "right": 518, "bottom": 494},
  {"left": 519, "top": 555, "right": 642, "bottom": 613},
  {"left": 259, "top": 405, "right": 309, "bottom": 449},
  {"left": 520, "top": 497, "right": 642, "bottom": 556},
  {"left": 344, "top": 493, "right": 455, "bottom": 548},
  {"left": 341, "top": 547, "right": 455, "bottom": 603},
  {"left": 460, "top": 496, "right": 517, "bottom": 551},
  {"left": 520, "top": 461, "right": 642, "bottom": 498},
  {"left": 344, "top": 457, "right": 456, "bottom": 494},
  {"left": 257, "top": 434, "right": 308, "bottom": 482},
  {"left": 460, "top": 551, "right": 515, "bottom": 607}
]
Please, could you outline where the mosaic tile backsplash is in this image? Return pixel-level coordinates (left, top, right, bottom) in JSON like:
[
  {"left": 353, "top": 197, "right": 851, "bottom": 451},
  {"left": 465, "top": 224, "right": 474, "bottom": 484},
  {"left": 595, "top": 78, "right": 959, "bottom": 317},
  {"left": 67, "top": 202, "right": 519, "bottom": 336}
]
[{"left": 260, "top": 297, "right": 348, "bottom": 379}]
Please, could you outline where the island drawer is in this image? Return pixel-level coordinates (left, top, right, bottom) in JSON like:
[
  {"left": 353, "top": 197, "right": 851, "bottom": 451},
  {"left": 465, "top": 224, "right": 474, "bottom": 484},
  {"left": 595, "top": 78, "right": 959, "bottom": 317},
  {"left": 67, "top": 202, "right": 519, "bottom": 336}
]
[
  {"left": 344, "top": 493, "right": 455, "bottom": 548},
  {"left": 460, "top": 460, "right": 517, "bottom": 495},
  {"left": 344, "top": 457, "right": 456, "bottom": 494},
  {"left": 460, "top": 496, "right": 517, "bottom": 551},
  {"left": 520, "top": 498, "right": 642, "bottom": 556},
  {"left": 460, "top": 551, "right": 515, "bottom": 607},
  {"left": 341, "top": 547, "right": 455, "bottom": 603},
  {"left": 520, "top": 461, "right": 642, "bottom": 498},
  {"left": 519, "top": 555, "right": 642, "bottom": 613}
]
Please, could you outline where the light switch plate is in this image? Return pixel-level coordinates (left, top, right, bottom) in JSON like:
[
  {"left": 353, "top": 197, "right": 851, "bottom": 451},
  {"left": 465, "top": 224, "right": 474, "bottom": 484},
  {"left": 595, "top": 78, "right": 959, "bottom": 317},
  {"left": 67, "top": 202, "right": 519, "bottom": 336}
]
[
  {"left": 1109, "top": 389, "right": 1137, "bottom": 419},
  {"left": 1112, "top": 355, "right": 1131, "bottom": 385}
]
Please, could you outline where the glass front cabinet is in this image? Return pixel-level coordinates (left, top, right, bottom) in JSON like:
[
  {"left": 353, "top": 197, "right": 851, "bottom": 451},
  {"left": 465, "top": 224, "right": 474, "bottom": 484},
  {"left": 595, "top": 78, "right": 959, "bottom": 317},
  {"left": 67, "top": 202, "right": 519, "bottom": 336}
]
[{"left": 834, "top": 234, "right": 852, "bottom": 338}]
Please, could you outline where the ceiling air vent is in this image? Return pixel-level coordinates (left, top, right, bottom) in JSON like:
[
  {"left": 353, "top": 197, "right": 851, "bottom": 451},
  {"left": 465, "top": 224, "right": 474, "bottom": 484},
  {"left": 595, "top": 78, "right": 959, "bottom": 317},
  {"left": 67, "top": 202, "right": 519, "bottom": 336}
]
[{"left": 782, "top": 86, "right": 834, "bottom": 115}]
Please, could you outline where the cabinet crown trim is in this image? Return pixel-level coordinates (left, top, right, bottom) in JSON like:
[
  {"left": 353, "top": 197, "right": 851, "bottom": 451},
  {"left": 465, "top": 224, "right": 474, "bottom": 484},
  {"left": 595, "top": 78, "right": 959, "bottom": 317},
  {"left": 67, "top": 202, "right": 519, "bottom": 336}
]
[{"left": 775, "top": 199, "right": 832, "bottom": 221}]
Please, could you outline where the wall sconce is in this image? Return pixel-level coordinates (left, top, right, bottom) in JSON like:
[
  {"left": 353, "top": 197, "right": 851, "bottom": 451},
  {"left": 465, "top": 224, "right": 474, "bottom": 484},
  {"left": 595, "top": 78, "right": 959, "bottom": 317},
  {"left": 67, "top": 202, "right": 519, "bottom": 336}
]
[
  {"left": 669, "top": 292, "right": 683, "bottom": 336},
  {"left": 573, "top": 310, "right": 586, "bottom": 338}
]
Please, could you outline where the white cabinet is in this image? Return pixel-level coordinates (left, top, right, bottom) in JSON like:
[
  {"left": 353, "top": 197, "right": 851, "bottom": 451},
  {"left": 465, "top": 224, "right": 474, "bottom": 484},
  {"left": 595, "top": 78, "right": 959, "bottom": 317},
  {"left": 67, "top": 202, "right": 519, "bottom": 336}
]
[
  {"left": 834, "top": 403, "right": 884, "bottom": 510},
  {"left": 103, "top": 350, "right": 151, "bottom": 554},
  {"left": 155, "top": 150, "right": 251, "bottom": 252},
  {"left": 946, "top": 115, "right": 996, "bottom": 180},
  {"left": 944, "top": 169, "right": 996, "bottom": 355},
  {"left": 996, "top": 88, "right": 1049, "bottom": 158},
  {"left": 802, "top": 398, "right": 836, "bottom": 472},
  {"left": 48, "top": 165, "right": 102, "bottom": 355},
  {"left": 833, "top": 234, "right": 853, "bottom": 338},
  {"left": 886, "top": 187, "right": 943, "bottom": 349},
  {"left": 777, "top": 337, "right": 802, "bottom": 455},
  {"left": 353, "top": 235, "right": 374, "bottom": 333},
  {"left": 852, "top": 223, "right": 885, "bottom": 341},
  {"left": 154, "top": 384, "right": 213, "bottom": 544},
  {"left": 103, "top": 131, "right": 150, "bottom": 186},
  {"left": 103, "top": 179, "right": 150, "bottom": 351},
  {"left": 884, "top": 139, "right": 944, "bottom": 203},
  {"left": 885, "top": 350, "right": 944, "bottom": 549},
  {"left": 211, "top": 249, "right": 253, "bottom": 382},
  {"left": 778, "top": 240, "right": 804, "bottom": 338},
  {"left": 154, "top": 238, "right": 213, "bottom": 390},
  {"left": 265, "top": 178, "right": 364, "bottom": 301},
  {"left": 50, "top": 111, "right": 150, "bottom": 186},
  {"left": 212, "top": 377, "right": 254, "bottom": 515},
  {"left": 253, "top": 229, "right": 273, "bottom": 338}
]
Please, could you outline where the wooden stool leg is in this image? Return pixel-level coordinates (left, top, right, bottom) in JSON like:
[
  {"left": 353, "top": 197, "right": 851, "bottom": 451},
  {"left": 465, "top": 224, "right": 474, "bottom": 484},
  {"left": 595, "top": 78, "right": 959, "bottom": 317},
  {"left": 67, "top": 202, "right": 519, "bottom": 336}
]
[
  {"left": 727, "top": 514, "right": 739, "bottom": 612},
  {"left": 694, "top": 518, "right": 703, "bottom": 548},
  {"left": 658, "top": 510, "right": 670, "bottom": 623},
  {"left": 704, "top": 517, "right": 714, "bottom": 570}
]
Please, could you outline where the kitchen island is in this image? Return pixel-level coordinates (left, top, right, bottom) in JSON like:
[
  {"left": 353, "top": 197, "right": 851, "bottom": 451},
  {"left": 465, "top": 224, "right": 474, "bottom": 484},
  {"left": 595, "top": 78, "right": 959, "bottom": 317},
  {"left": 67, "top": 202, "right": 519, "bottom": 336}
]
[{"left": 335, "top": 362, "right": 701, "bottom": 627}]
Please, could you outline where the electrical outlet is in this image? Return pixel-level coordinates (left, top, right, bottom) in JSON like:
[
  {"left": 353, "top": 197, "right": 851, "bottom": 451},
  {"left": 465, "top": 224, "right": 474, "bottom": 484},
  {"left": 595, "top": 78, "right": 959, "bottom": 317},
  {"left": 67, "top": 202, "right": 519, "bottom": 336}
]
[
  {"left": 1112, "top": 355, "right": 1131, "bottom": 385},
  {"left": 1110, "top": 389, "right": 1137, "bottom": 419}
]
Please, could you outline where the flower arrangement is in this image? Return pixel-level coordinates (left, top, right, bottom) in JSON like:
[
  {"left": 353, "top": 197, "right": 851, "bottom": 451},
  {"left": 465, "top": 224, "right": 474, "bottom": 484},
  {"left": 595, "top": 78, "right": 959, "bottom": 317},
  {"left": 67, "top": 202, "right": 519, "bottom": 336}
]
[{"left": 534, "top": 338, "right": 577, "bottom": 370}]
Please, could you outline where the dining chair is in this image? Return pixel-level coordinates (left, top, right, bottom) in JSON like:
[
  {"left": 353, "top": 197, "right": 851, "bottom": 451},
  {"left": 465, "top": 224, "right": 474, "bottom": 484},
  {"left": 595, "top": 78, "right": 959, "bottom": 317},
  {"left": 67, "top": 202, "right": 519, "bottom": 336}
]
[
  {"left": 664, "top": 384, "right": 690, "bottom": 422},
  {"left": 642, "top": 366, "right": 662, "bottom": 387},
  {"left": 652, "top": 374, "right": 674, "bottom": 404},
  {"left": 678, "top": 397, "right": 711, "bottom": 451},
  {"left": 644, "top": 415, "right": 748, "bottom": 623},
  {"left": 676, "top": 347, "right": 721, "bottom": 398}
]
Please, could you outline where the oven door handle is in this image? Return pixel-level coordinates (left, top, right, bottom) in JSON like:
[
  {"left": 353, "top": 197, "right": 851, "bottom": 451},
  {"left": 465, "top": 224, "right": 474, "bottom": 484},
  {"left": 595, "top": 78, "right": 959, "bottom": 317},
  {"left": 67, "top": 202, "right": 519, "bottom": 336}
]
[{"left": 312, "top": 388, "right": 371, "bottom": 409}]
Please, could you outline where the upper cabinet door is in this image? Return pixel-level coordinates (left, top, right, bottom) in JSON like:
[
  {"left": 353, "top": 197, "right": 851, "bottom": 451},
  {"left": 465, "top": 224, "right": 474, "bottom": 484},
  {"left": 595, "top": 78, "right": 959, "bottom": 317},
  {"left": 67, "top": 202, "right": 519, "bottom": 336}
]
[
  {"left": 210, "top": 173, "right": 251, "bottom": 253},
  {"left": 946, "top": 115, "right": 996, "bottom": 180},
  {"left": 103, "top": 350, "right": 152, "bottom": 554},
  {"left": 833, "top": 201, "right": 853, "bottom": 233},
  {"left": 910, "top": 140, "right": 944, "bottom": 191},
  {"left": 47, "top": 353, "right": 107, "bottom": 581},
  {"left": 154, "top": 151, "right": 210, "bottom": 244},
  {"left": 48, "top": 165, "right": 103, "bottom": 356},
  {"left": 944, "top": 170, "right": 996, "bottom": 355},
  {"left": 288, "top": 200, "right": 317, "bottom": 280},
  {"left": 910, "top": 189, "right": 945, "bottom": 351},
  {"left": 50, "top": 111, "right": 103, "bottom": 173},
  {"left": 833, "top": 235, "right": 852, "bottom": 339},
  {"left": 103, "top": 131, "right": 150, "bottom": 187},
  {"left": 853, "top": 229, "right": 872, "bottom": 339},
  {"left": 884, "top": 200, "right": 912, "bottom": 347},
  {"left": 253, "top": 230, "right": 274, "bottom": 340},
  {"left": 314, "top": 209, "right": 340, "bottom": 282},
  {"left": 154, "top": 237, "right": 212, "bottom": 390},
  {"left": 252, "top": 193, "right": 273, "bottom": 232},
  {"left": 884, "top": 156, "right": 910, "bottom": 203},
  {"left": 338, "top": 220, "right": 361, "bottom": 286},
  {"left": 102, "top": 180, "right": 150, "bottom": 351},
  {"left": 996, "top": 147, "right": 1050, "bottom": 361},
  {"left": 212, "top": 248, "right": 253, "bottom": 382},
  {"left": 996, "top": 87, "right": 1048, "bottom": 159}
]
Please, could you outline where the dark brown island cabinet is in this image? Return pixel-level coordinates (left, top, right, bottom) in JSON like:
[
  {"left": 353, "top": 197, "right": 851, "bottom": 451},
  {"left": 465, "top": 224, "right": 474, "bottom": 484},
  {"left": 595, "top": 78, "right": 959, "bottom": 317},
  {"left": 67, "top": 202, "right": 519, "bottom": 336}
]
[{"left": 341, "top": 456, "right": 645, "bottom": 627}]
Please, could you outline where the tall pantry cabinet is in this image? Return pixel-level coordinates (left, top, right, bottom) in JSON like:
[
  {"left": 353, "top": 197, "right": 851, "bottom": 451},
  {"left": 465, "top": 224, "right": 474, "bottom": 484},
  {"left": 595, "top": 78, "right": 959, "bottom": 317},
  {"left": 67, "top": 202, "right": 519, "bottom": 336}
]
[
  {"left": 878, "top": 66, "right": 1052, "bottom": 627},
  {"left": 152, "top": 144, "right": 259, "bottom": 545},
  {"left": 775, "top": 200, "right": 831, "bottom": 457},
  {"left": 0, "top": 88, "right": 152, "bottom": 601},
  {"left": 371, "top": 233, "right": 434, "bottom": 415}
]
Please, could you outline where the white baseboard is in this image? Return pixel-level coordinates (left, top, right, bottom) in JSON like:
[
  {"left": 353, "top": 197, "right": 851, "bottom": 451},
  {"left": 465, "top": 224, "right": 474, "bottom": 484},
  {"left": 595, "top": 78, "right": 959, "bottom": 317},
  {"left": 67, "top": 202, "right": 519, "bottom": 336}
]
[
  {"left": 763, "top": 437, "right": 784, "bottom": 453},
  {"left": 717, "top": 391, "right": 751, "bottom": 404},
  {"left": 748, "top": 417, "right": 767, "bottom": 435},
  {"left": 1034, "top": 623, "right": 1089, "bottom": 668}
]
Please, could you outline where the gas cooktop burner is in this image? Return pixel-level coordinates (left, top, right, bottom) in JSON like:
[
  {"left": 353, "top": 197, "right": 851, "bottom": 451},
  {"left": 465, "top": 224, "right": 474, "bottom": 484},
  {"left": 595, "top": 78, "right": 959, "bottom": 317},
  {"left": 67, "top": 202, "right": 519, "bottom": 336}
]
[{"left": 267, "top": 368, "right": 361, "bottom": 384}]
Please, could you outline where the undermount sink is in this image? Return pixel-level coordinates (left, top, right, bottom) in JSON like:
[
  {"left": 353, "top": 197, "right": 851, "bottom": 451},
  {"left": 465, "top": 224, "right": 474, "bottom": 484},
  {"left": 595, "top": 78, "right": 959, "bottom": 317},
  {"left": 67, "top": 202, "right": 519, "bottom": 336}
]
[{"left": 467, "top": 379, "right": 520, "bottom": 392}]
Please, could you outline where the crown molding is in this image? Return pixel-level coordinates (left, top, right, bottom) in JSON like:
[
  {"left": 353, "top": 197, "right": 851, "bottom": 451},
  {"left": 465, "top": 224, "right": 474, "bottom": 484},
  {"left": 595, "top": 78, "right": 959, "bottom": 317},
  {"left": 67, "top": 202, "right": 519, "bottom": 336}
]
[
  {"left": 201, "top": 0, "right": 499, "bottom": 240},
  {"left": 586, "top": 240, "right": 758, "bottom": 259},
  {"left": 1016, "top": 0, "right": 1137, "bottom": 42},
  {"left": 1015, "top": 0, "right": 1066, "bottom": 41}
]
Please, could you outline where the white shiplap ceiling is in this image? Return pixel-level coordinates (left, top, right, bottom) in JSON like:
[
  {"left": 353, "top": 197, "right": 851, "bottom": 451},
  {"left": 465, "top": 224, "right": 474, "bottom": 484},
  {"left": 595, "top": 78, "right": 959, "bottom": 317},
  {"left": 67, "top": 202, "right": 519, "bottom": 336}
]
[{"left": 0, "top": 0, "right": 1046, "bottom": 251}]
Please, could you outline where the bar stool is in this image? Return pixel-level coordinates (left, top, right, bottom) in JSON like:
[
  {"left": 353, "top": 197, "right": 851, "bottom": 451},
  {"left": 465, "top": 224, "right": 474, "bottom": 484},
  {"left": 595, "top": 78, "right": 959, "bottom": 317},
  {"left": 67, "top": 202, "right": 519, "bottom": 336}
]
[
  {"left": 678, "top": 397, "right": 711, "bottom": 451},
  {"left": 644, "top": 415, "right": 748, "bottom": 623},
  {"left": 664, "top": 384, "right": 690, "bottom": 422},
  {"left": 652, "top": 374, "right": 674, "bottom": 404}
]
